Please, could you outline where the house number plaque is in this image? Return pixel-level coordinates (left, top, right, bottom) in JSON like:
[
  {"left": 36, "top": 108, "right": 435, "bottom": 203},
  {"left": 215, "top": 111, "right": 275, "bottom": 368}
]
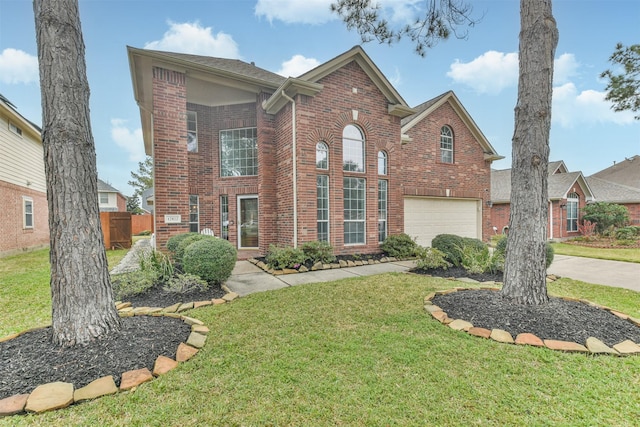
[{"left": 164, "top": 214, "right": 181, "bottom": 224}]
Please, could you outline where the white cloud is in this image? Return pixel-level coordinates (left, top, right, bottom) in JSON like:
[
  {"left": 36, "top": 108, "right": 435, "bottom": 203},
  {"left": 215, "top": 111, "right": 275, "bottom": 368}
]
[
  {"left": 0, "top": 48, "right": 39, "bottom": 85},
  {"left": 277, "top": 55, "right": 320, "bottom": 77},
  {"left": 552, "top": 83, "right": 635, "bottom": 127},
  {"left": 447, "top": 51, "right": 518, "bottom": 94},
  {"left": 554, "top": 53, "right": 579, "bottom": 85},
  {"left": 111, "top": 119, "right": 145, "bottom": 162},
  {"left": 255, "top": 0, "right": 335, "bottom": 24},
  {"left": 144, "top": 21, "right": 240, "bottom": 58}
]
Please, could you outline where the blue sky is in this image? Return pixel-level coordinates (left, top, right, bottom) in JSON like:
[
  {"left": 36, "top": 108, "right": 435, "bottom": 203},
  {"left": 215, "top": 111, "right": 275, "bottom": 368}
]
[{"left": 1, "top": 0, "right": 638, "bottom": 198}]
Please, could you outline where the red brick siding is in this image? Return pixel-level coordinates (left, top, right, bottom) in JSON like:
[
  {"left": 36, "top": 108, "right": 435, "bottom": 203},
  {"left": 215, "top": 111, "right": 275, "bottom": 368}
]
[
  {"left": 116, "top": 193, "right": 127, "bottom": 212},
  {"left": 0, "top": 181, "right": 49, "bottom": 256},
  {"left": 623, "top": 203, "right": 640, "bottom": 226}
]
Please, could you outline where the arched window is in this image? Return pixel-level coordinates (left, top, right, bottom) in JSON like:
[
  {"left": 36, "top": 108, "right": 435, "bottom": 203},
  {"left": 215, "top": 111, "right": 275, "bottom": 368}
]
[
  {"left": 378, "top": 150, "right": 387, "bottom": 175},
  {"left": 316, "top": 141, "right": 328, "bottom": 169},
  {"left": 342, "top": 125, "right": 365, "bottom": 172},
  {"left": 566, "top": 192, "right": 579, "bottom": 232},
  {"left": 440, "top": 126, "right": 453, "bottom": 163}
]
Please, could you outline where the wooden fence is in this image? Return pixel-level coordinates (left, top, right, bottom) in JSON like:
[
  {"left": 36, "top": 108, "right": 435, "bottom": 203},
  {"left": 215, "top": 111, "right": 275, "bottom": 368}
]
[
  {"left": 132, "top": 214, "right": 153, "bottom": 235},
  {"left": 100, "top": 212, "right": 131, "bottom": 250}
]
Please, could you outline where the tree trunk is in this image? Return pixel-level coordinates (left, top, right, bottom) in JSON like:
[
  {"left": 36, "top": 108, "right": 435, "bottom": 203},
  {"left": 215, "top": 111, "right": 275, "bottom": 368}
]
[
  {"left": 501, "top": 0, "right": 558, "bottom": 305},
  {"left": 34, "top": 0, "right": 121, "bottom": 346}
]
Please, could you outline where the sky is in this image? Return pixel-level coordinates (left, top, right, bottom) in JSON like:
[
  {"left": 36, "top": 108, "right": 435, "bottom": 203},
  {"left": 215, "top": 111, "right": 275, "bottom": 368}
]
[{"left": 1, "top": 0, "right": 638, "bottom": 198}]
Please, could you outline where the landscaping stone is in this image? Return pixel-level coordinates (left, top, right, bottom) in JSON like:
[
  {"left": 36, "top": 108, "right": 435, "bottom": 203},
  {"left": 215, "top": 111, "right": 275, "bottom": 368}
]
[
  {"left": 25, "top": 382, "right": 74, "bottom": 413},
  {"left": 212, "top": 298, "right": 226, "bottom": 305},
  {"left": 448, "top": 319, "right": 473, "bottom": 331},
  {"left": 468, "top": 327, "right": 491, "bottom": 339},
  {"left": 256, "top": 261, "right": 267, "bottom": 270},
  {"left": 456, "top": 277, "right": 479, "bottom": 284},
  {"left": 119, "top": 368, "right": 153, "bottom": 391},
  {"left": 331, "top": 263, "right": 340, "bottom": 269},
  {"left": 490, "top": 329, "right": 514, "bottom": 344},
  {"left": 298, "top": 265, "right": 309, "bottom": 273},
  {"left": 423, "top": 292, "right": 436, "bottom": 302},
  {"left": 585, "top": 337, "right": 618, "bottom": 355},
  {"left": 162, "top": 303, "right": 181, "bottom": 313},
  {"left": 177, "top": 302, "right": 194, "bottom": 312},
  {"left": 543, "top": 340, "right": 589, "bottom": 353},
  {"left": 283, "top": 268, "right": 298, "bottom": 275},
  {"left": 339, "top": 260, "right": 348, "bottom": 267},
  {"left": 182, "top": 316, "right": 204, "bottom": 326},
  {"left": 311, "top": 262, "right": 323, "bottom": 271},
  {"left": 222, "top": 292, "right": 239, "bottom": 302},
  {"left": 612, "top": 340, "right": 640, "bottom": 355},
  {"left": 186, "top": 331, "right": 207, "bottom": 349},
  {"left": 0, "top": 333, "right": 19, "bottom": 344},
  {"left": 153, "top": 355, "right": 179, "bottom": 376},
  {"left": 132, "top": 307, "right": 151, "bottom": 315},
  {"left": 515, "top": 333, "right": 544, "bottom": 347},
  {"left": 194, "top": 300, "right": 213, "bottom": 309},
  {"left": 115, "top": 302, "right": 131, "bottom": 310},
  {"left": 431, "top": 311, "right": 448, "bottom": 323},
  {"left": 176, "top": 342, "right": 199, "bottom": 362},
  {"left": 74, "top": 376, "right": 118, "bottom": 402},
  {"left": 608, "top": 310, "right": 628, "bottom": 320},
  {"left": 0, "top": 394, "right": 29, "bottom": 417},
  {"left": 347, "top": 260, "right": 356, "bottom": 267},
  {"left": 424, "top": 304, "right": 442, "bottom": 313},
  {"left": 192, "top": 324, "right": 209, "bottom": 335}
]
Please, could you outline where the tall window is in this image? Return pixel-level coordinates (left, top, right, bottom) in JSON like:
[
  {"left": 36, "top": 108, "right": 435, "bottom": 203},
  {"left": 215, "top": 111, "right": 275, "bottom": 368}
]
[
  {"left": 189, "top": 195, "right": 199, "bottom": 233},
  {"left": 23, "top": 197, "right": 33, "bottom": 229},
  {"left": 342, "top": 125, "right": 365, "bottom": 172},
  {"left": 220, "top": 127, "right": 258, "bottom": 176},
  {"left": 187, "top": 111, "right": 197, "bottom": 153},
  {"left": 378, "top": 151, "right": 387, "bottom": 175},
  {"left": 378, "top": 180, "right": 388, "bottom": 242},
  {"left": 566, "top": 192, "right": 579, "bottom": 232},
  {"left": 221, "top": 195, "right": 229, "bottom": 240},
  {"left": 344, "top": 177, "right": 365, "bottom": 244},
  {"left": 317, "top": 175, "right": 329, "bottom": 242},
  {"left": 440, "top": 126, "right": 453, "bottom": 163},
  {"left": 316, "top": 141, "right": 328, "bottom": 169}
]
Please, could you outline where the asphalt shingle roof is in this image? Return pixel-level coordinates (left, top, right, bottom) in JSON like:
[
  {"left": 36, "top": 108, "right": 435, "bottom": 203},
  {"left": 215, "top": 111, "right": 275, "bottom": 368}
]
[
  {"left": 586, "top": 176, "right": 640, "bottom": 203},
  {"left": 97, "top": 178, "right": 121, "bottom": 194},
  {"left": 491, "top": 168, "right": 584, "bottom": 202},
  {"left": 400, "top": 91, "right": 450, "bottom": 127},
  {"left": 590, "top": 155, "right": 640, "bottom": 190}
]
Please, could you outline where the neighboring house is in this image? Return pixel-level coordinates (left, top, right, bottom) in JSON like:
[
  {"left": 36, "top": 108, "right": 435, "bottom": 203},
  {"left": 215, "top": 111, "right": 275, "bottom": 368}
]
[
  {"left": 585, "top": 176, "right": 640, "bottom": 225},
  {"left": 128, "top": 45, "right": 502, "bottom": 258},
  {"left": 591, "top": 155, "right": 640, "bottom": 189},
  {"left": 97, "top": 178, "right": 127, "bottom": 212},
  {"left": 141, "top": 187, "right": 154, "bottom": 214},
  {"left": 491, "top": 161, "right": 595, "bottom": 240},
  {"left": 0, "top": 94, "right": 49, "bottom": 256}
]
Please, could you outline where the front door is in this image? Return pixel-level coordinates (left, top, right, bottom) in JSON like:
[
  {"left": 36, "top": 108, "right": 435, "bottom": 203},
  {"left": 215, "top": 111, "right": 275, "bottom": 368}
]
[{"left": 238, "top": 195, "right": 258, "bottom": 249}]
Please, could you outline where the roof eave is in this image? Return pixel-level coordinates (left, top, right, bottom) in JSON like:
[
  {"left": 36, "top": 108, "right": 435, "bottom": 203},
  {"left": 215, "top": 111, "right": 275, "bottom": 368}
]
[{"left": 262, "top": 78, "right": 324, "bottom": 114}]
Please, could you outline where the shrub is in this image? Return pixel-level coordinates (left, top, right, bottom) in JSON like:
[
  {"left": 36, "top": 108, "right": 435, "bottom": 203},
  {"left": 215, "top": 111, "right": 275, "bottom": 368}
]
[
  {"left": 163, "top": 273, "right": 209, "bottom": 294},
  {"left": 182, "top": 238, "right": 237, "bottom": 284},
  {"left": 577, "top": 220, "right": 597, "bottom": 239},
  {"left": 380, "top": 233, "right": 418, "bottom": 259},
  {"left": 138, "top": 249, "right": 174, "bottom": 281},
  {"left": 265, "top": 245, "right": 306, "bottom": 270},
  {"left": 415, "top": 246, "right": 451, "bottom": 270},
  {"left": 136, "top": 230, "right": 152, "bottom": 236},
  {"left": 166, "top": 232, "right": 199, "bottom": 255},
  {"left": 457, "top": 244, "right": 494, "bottom": 275},
  {"left": 582, "top": 202, "right": 630, "bottom": 234},
  {"left": 431, "top": 234, "right": 465, "bottom": 266},
  {"left": 174, "top": 234, "right": 215, "bottom": 264},
  {"left": 111, "top": 269, "right": 158, "bottom": 300},
  {"left": 493, "top": 234, "right": 553, "bottom": 269},
  {"left": 494, "top": 235, "right": 508, "bottom": 257},
  {"left": 615, "top": 226, "right": 640, "bottom": 240},
  {"left": 301, "top": 240, "right": 336, "bottom": 264}
]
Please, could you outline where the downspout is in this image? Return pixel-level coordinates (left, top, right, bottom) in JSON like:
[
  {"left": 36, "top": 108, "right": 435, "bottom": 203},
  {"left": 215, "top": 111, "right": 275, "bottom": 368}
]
[
  {"left": 549, "top": 201, "right": 553, "bottom": 240},
  {"left": 281, "top": 90, "right": 298, "bottom": 248}
]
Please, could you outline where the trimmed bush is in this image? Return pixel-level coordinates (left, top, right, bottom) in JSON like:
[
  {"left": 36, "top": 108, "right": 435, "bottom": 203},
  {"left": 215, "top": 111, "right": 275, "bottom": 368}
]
[
  {"left": 111, "top": 269, "right": 158, "bottom": 300},
  {"left": 301, "top": 240, "right": 336, "bottom": 264},
  {"left": 182, "top": 238, "right": 237, "bottom": 284},
  {"left": 174, "top": 234, "right": 215, "bottom": 264},
  {"left": 163, "top": 273, "right": 209, "bottom": 294},
  {"left": 615, "top": 226, "right": 640, "bottom": 240},
  {"left": 380, "top": 233, "right": 418, "bottom": 259},
  {"left": 431, "top": 234, "right": 465, "bottom": 266},
  {"left": 415, "top": 246, "right": 451, "bottom": 270},
  {"left": 166, "top": 232, "right": 199, "bottom": 255},
  {"left": 545, "top": 242, "right": 555, "bottom": 268},
  {"left": 582, "top": 202, "right": 630, "bottom": 234},
  {"left": 265, "top": 245, "right": 306, "bottom": 270}
]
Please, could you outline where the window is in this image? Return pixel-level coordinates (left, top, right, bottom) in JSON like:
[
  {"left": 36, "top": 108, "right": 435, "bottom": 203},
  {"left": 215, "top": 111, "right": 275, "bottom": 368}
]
[
  {"left": 221, "top": 195, "right": 229, "bottom": 240},
  {"left": 187, "top": 111, "right": 197, "bottom": 153},
  {"left": 440, "top": 126, "right": 453, "bottom": 163},
  {"left": 378, "top": 180, "right": 388, "bottom": 242},
  {"left": 189, "top": 195, "right": 199, "bottom": 233},
  {"left": 9, "top": 122, "right": 23, "bottom": 136},
  {"left": 566, "top": 192, "right": 579, "bottom": 232},
  {"left": 342, "top": 125, "right": 365, "bottom": 172},
  {"left": 344, "top": 177, "right": 365, "bottom": 244},
  {"left": 23, "top": 197, "right": 33, "bottom": 229},
  {"left": 317, "top": 175, "right": 329, "bottom": 242},
  {"left": 220, "top": 127, "right": 258, "bottom": 176},
  {"left": 378, "top": 151, "right": 387, "bottom": 175},
  {"left": 99, "top": 193, "right": 109, "bottom": 204},
  {"left": 316, "top": 141, "right": 328, "bottom": 169}
]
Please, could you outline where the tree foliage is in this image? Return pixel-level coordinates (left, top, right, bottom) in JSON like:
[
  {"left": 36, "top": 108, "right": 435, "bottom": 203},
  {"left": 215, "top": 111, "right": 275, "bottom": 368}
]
[
  {"left": 581, "top": 202, "right": 630, "bottom": 234},
  {"left": 331, "top": 0, "right": 480, "bottom": 56},
  {"left": 126, "top": 195, "right": 144, "bottom": 214},
  {"left": 128, "top": 155, "right": 153, "bottom": 199},
  {"left": 601, "top": 43, "right": 640, "bottom": 120}
]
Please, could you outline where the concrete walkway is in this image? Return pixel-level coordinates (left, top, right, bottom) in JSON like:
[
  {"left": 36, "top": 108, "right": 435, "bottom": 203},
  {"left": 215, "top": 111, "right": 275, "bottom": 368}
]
[{"left": 547, "top": 255, "right": 640, "bottom": 293}]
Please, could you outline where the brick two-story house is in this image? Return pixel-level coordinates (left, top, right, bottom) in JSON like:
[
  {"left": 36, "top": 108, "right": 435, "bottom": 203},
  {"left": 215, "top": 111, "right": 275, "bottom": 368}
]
[{"left": 128, "top": 46, "right": 502, "bottom": 258}]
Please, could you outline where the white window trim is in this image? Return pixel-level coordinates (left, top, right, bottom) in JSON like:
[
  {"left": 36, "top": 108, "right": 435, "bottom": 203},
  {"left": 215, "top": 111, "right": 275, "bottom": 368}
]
[
  {"left": 378, "top": 179, "right": 388, "bottom": 243},
  {"left": 317, "top": 175, "right": 330, "bottom": 242},
  {"left": 343, "top": 177, "right": 366, "bottom": 246},
  {"left": 566, "top": 192, "right": 579, "bottom": 232},
  {"left": 237, "top": 194, "right": 259, "bottom": 249},
  {"left": 220, "top": 127, "right": 258, "bottom": 177},
  {"left": 189, "top": 195, "right": 199, "bottom": 233},
  {"left": 316, "top": 141, "right": 329, "bottom": 170},
  {"left": 9, "top": 121, "right": 23, "bottom": 137},
  {"left": 187, "top": 111, "right": 198, "bottom": 153},
  {"left": 23, "top": 196, "right": 33, "bottom": 229},
  {"left": 440, "top": 126, "right": 453, "bottom": 164}
]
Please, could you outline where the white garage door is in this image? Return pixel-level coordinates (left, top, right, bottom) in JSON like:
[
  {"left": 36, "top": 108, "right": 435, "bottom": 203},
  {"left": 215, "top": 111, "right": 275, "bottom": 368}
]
[{"left": 404, "top": 197, "right": 481, "bottom": 247}]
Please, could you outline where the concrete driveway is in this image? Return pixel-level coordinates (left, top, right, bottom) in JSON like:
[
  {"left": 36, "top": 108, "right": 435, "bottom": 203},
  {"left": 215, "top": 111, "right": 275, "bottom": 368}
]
[{"left": 547, "top": 255, "right": 640, "bottom": 292}]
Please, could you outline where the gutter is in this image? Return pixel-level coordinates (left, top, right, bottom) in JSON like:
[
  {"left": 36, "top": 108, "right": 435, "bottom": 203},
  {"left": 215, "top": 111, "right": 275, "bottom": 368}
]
[{"left": 280, "top": 90, "right": 298, "bottom": 248}]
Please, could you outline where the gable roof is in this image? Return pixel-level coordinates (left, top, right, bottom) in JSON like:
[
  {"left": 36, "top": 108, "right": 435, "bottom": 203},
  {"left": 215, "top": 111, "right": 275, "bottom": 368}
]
[
  {"left": 97, "top": 178, "right": 123, "bottom": 195},
  {"left": 586, "top": 176, "right": 640, "bottom": 204},
  {"left": 548, "top": 160, "right": 568, "bottom": 175},
  {"left": 590, "top": 155, "right": 640, "bottom": 189},
  {"left": 0, "top": 93, "right": 41, "bottom": 140},
  {"left": 401, "top": 91, "right": 503, "bottom": 162}
]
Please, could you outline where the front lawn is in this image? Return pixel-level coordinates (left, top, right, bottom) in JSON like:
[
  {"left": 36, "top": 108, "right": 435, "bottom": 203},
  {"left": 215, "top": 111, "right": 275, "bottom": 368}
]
[
  {"left": 1, "top": 249, "right": 639, "bottom": 426},
  {"left": 551, "top": 242, "right": 640, "bottom": 263}
]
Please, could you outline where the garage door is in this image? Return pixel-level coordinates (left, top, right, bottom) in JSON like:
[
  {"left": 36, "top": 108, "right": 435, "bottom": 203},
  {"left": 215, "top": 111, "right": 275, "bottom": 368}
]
[{"left": 404, "top": 197, "right": 481, "bottom": 247}]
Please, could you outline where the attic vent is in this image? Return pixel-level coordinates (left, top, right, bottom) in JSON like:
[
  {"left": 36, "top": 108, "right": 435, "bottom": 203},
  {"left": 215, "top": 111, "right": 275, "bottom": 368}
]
[{"left": 251, "top": 61, "right": 255, "bottom": 66}]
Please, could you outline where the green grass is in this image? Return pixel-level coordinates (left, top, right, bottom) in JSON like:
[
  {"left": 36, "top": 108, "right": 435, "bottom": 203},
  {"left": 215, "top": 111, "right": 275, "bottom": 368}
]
[
  {"left": 1, "top": 250, "right": 639, "bottom": 425},
  {"left": 551, "top": 242, "right": 640, "bottom": 263}
]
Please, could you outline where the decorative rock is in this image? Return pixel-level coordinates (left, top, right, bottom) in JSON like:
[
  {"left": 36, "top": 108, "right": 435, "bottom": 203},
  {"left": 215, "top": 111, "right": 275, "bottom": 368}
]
[
  {"left": 435, "top": 289, "right": 457, "bottom": 295},
  {"left": 490, "top": 329, "right": 514, "bottom": 344},
  {"left": 182, "top": 316, "right": 204, "bottom": 326},
  {"left": 585, "top": 337, "right": 618, "bottom": 355},
  {"left": 115, "top": 302, "right": 131, "bottom": 310},
  {"left": 515, "top": 333, "right": 544, "bottom": 347},
  {"left": 192, "top": 324, "right": 209, "bottom": 335},
  {"left": 222, "top": 292, "right": 239, "bottom": 302},
  {"left": 387, "top": 257, "right": 397, "bottom": 262},
  {"left": 147, "top": 307, "right": 163, "bottom": 314},
  {"left": 448, "top": 319, "right": 473, "bottom": 331},
  {"left": 298, "top": 265, "right": 309, "bottom": 273},
  {"left": 119, "top": 311, "right": 134, "bottom": 318},
  {"left": 164, "top": 312, "right": 182, "bottom": 319},
  {"left": 331, "top": 263, "right": 341, "bottom": 269},
  {"left": 608, "top": 310, "right": 628, "bottom": 320},
  {"left": 177, "top": 302, "right": 194, "bottom": 312},
  {"left": 456, "top": 277, "right": 479, "bottom": 284},
  {"left": 347, "top": 260, "right": 356, "bottom": 267},
  {"left": 339, "top": 260, "right": 348, "bottom": 267},
  {"left": 187, "top": 331, "right": 207, "bottom": 349},
  {"left": 431, "top": 311, "right": 448, "bottom": 323},
  {"left": 256, "top": 261, "right": 267, "bottom": 270},
  {"left": 176, "top": 342, "right": 199, "bottom": 362},
  {"left": 628, "top": 317, "right": 640, "bottom": 327},
  {"left": 247, "top": 258, "right": 258, "bottom": 264},
  {"left": 153, "top": 355, "right": 179, "bottom": 376},
  {"left": 212, "top": 298, "right": 226, "bottom": 305},
  {"left": 544, "top": 340, "right": 589, "bottom": 353},
  {"left": 354, "top": 261, "right": 364, "bottom": 266},
  {"left": 162, "top": 303, "right": 181, "bottom": 313},
  {"left": 468, "top": 327, "right": 491, "bottom": 339},
  {"left": 612, "top": 340, "right": 640, "bottom": 355},
  {"left": 311, "top": 262, "right": 323, "bottom": 271},
  {"left": 133, "top": 307, "right": 151, "bottom": 315},
  {"left": 283, "top": 268, "right": 298, "bottom": 275},
  {"left": 119, "top": 368, "right": 153, "bottom": 391},
  {"left": 74, "top": 376, "right": 118, "bottom": 402},
  {"left": 273, "top": 269, "right": 285, "bottom": 276},
  {"left": 25, "top": 382, "right": 74, "bottom": 413},
  {"left": 368, "top": 259, "right": 376, "bottom": 265},
  {"left": 379, "top": 257, "right": 388, "bottom": 263},
  {"left": 119, "top": 307, "right": 134, "bottom": 314},
  {"left": 424, "top": 304, "right": 442, "bottom": 313},
  {"left": 194, "top": 300, "right": 213, "bottom": 309},
  {"left": 423, "top": 292, "right": 436, "bottom": 303},
  {"left": 0, "top": 394, "right": 29, "bottom": 416}
]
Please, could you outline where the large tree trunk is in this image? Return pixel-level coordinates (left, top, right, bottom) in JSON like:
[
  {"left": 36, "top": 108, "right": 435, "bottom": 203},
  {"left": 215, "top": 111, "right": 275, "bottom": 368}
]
[
  {"left": 501, "top": 0, "right": 558, "bottom": 305},
  {"left": 34, "top": 0, "right": 121, "bottom": 346}
]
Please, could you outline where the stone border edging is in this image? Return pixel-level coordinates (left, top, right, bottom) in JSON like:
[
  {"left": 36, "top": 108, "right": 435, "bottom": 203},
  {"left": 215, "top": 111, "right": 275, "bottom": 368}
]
[
  {"left": 247, "top": 256, "right": 405, "bottom": 275},
  {"left": 424, "top": 286, "right": 640, "bottom": 356},
  {"left": 0, "top": 290, "right": 240, "bottom": 417}
]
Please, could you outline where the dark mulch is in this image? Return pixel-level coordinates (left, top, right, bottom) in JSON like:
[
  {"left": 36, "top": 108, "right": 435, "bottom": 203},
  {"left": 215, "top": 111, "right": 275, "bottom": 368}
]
[
  {"left": 123, "top": 282, "right": 226, "bottom": 307},
  {"left": 411, "top": 266, "right": 503, "bottom": 283}
]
